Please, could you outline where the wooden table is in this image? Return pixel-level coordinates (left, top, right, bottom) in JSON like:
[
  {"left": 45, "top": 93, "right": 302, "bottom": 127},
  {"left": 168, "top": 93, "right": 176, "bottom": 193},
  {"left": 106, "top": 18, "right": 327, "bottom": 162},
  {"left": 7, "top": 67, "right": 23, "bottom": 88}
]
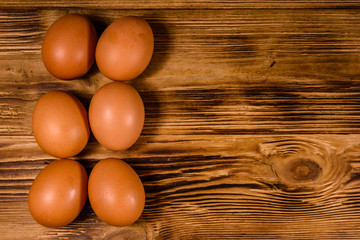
[{"left": 1, "top": 1, "right": 360, "bottom": 239}]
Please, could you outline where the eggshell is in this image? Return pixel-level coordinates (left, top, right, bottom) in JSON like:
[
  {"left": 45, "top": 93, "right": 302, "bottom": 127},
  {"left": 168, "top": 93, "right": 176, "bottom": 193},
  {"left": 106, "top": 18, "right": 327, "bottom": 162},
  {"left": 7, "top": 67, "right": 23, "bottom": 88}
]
[
  {"left": 42, "top": 13, "right": 97, "bottom": 80},
  {"left": 88, "top": 82, "right": 145, "bottom": 151},
  {"left": 28, "top": 159, "right": 88, "bottom": 228},
  {"left": 32, "top": 90, "right": 90, "bottom": 158},
  {"left": 95, "top": 16, "right": 154, "bottom": 81},
  {"left": 88, "top": 158, "right": 145, "bottom": 226}
]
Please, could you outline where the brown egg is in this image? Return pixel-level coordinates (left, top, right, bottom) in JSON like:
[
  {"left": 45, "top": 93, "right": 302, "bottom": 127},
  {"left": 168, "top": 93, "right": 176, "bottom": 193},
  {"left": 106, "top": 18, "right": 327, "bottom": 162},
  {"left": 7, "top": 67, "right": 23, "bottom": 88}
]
[
  {"left": 95, "top": 16, "right": 154, "bottom": 81},
  {"left": 88, "top": 158, "right": 145, "bottom": 226},
  {"left": 88, "top": 82, "right": 144, "bottom": 151},
  {"left": 32, "top": 90, "right": 90, "bottom": 158},
  {"left": 42, "top": 13, "right": 97, "bottom": 80},
  {"left": 28, "top": 159, "right": 88, "bottom": 228}
]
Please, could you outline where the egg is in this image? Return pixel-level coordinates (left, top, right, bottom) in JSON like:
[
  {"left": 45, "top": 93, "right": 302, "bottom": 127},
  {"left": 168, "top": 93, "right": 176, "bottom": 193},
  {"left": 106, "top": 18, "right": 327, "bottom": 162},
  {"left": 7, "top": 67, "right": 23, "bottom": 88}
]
[
  {"left": 88, "top": 82, "right": 145, "bottom": 151},
  {"left": 32, "top": 90, "right": 90, "bottom": 158},
  {"left": 88, "top": 158, "right": 145, "bottom": 226},
  {"left": 95, "top": 16, "right": 154, "bottom": 81},
  {"left": 42, "top": 13, "right": 97, "bottom": 80},
  {"left": 28, "top": 159, "right": 88, "bottom": 228}
]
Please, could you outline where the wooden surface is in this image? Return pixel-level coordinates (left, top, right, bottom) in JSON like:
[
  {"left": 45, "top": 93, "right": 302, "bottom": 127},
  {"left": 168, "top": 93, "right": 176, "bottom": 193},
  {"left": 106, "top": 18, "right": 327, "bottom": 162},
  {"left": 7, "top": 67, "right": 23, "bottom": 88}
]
[{"left": 1, "top": 1, "right": 360, "bottom": 239}]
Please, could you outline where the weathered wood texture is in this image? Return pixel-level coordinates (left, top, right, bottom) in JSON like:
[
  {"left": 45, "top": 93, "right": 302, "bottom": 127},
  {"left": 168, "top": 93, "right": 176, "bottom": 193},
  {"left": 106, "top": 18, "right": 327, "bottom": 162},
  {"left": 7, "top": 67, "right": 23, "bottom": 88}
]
[{"left": 1, "top": 1, "right": 360, "bottom": 239}]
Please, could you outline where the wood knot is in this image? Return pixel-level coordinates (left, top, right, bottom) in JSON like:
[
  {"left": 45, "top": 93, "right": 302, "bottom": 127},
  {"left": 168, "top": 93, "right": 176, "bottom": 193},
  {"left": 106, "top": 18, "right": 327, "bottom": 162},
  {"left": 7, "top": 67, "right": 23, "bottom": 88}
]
[
  {"left": 274, "top": 157, "right": 322, "bottom": 187},
  {"left": 287, "top": 158, "right": 321, "bottom": 182},
  {"left": 261, "top": 138, "right": 352, "bottom": 194}
]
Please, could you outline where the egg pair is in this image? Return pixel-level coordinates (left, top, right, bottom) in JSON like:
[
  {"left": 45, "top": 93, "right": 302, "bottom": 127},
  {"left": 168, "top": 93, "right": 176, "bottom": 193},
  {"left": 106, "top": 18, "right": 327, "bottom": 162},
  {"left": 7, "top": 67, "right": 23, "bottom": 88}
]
[
  {"left": 42, "top": 13, "right": 154, "bottom": 81},
  {"left": 32, "top": 82, "right": 144, "bottom": 158},
  {"left": 28, "top": 158, "right": 145, "bottom": 228}
]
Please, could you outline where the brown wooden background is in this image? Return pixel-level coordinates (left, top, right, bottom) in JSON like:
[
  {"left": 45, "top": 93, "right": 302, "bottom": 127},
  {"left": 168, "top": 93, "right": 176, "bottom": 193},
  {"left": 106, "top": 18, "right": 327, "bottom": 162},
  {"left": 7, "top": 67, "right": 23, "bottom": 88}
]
[{"left": 1, "top": 0, "right": 360, "bottom": 239}]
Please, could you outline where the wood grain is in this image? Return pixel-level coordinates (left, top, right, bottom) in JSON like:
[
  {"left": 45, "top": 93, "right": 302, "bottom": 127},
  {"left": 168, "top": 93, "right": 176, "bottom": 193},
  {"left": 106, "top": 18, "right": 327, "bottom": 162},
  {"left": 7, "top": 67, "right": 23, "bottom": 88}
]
[{"left": 1, "top": 1, "right": 360, "bottom": 239}]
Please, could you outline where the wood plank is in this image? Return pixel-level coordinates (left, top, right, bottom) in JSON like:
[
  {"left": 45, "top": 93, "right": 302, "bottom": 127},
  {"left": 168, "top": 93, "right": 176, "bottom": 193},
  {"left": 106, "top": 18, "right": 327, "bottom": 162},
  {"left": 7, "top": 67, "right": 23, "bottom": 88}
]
[
  {"left": 2, "top": 57, "right": 360, "bottom": 135},
  {"left": 1, "top": 135, "right": 360, "bottom": 238},
  {"left": 2, "top": 8, "right": 360, "bottom": 57}
]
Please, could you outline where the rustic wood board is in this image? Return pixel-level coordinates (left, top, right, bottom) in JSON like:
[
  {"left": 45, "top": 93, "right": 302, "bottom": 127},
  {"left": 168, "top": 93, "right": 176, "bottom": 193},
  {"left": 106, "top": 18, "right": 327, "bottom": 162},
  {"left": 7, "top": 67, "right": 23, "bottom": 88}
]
[{"left": 1, "top": 1, "right": 360, "bottom": 239}]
